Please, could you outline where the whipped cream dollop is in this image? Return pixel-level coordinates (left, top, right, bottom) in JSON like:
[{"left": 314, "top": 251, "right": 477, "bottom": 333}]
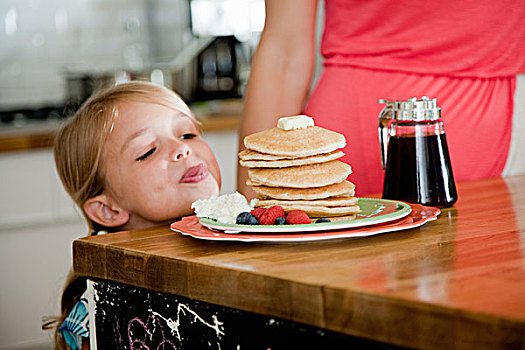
[{"left": 191, "top": 192, "right": 255, "bottom": 224}]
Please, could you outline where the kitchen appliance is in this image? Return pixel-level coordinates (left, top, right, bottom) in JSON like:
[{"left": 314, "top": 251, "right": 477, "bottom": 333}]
[
  {"left": 192, "top": 35, "right": 242, "bottom": 102},
  {"left": 378, "top": 96, "right": 457, "bottom": 207}
]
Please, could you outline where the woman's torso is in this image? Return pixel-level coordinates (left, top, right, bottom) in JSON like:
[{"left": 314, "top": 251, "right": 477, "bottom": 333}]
[{"left": 305, "top": 0, "right": 525, "bottom": 195}]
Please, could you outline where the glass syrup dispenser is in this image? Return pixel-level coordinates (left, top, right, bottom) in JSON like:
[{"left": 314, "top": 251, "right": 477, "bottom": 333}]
[{"left": 378, "top": 96, "right": 457, "bottom": 207}]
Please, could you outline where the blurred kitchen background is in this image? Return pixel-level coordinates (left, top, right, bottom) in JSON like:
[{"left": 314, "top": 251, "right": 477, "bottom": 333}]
[
  {"left": 0, "top": 0, "right": 278, "bottom": 349},
  {"left": 0, "top": 0, "right": 265, "bottom": 110}
]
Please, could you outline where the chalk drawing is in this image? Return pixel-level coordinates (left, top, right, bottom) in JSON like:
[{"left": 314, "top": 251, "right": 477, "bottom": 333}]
[
  {"left": 112, "top": 315, "right": 124, "bottom": 347},
  {"left": 151, "top": 303, "right": 225, "bottom": 340},
  {"left": 126, "top": 303, "right": 224, "bottom": 349},
  {"left": 128, "top": 313, "right": 177, "bottom": 350}
]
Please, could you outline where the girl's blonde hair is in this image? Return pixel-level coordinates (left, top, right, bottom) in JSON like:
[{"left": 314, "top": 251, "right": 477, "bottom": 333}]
[
  {"left": 44, "top": 81, "right": 196, "bottom": 349},
  {"left": 54, "top": 80, "right": 195, "bottom": 232}
]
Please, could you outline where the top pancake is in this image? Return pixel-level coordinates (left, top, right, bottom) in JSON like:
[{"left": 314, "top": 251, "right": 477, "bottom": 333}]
[
  {"left": 239, "top": 150, "right": 345, "bottom": 168},
  {"left": 239, "top": 149, "right": 344, "bottom": 161},
  {"left": 243, "top": 126, "right": 346, "bottom": 158}
]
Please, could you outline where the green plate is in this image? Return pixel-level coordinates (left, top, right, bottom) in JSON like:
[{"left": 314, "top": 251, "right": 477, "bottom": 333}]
[{"left": 199, "top": 198, "right": 412, "bottom": 233}]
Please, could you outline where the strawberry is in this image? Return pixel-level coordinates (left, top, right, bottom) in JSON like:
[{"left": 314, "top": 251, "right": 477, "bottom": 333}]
[
  {"left": 286, "top": 210, "right": 311, "bottom": 225},
  {"left": 268, "top": 205, "right": 285, "bottom": 218},
  {"left": 259, "top": 206, "right": 285, "bottom": 225},
  {"left": 250, "top": 207, "right": 267, "bottom": 220}
]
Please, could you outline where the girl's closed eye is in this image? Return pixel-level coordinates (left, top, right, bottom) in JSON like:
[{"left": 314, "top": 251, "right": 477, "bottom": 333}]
[
  {"left": 180, "top": 133, "right": 196, "bottom": 140},
  {"left": 137, "top": 147, "right": 156, "bottom": 161}
]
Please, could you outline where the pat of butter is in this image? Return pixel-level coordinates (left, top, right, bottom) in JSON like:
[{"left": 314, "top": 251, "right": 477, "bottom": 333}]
[{"left": 277, "top": 115, "right": 314, "bottom": 130}]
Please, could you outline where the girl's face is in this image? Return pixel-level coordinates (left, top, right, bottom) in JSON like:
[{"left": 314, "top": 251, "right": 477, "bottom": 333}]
[{"left": 102, "top": 100, "right": 221, "bottom": 229}]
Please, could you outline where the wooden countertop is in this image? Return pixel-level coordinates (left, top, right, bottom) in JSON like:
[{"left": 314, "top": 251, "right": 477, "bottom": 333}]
[
  {"left": 0, "top": 100, "right": 241, "bottom": 153},
  {"left": 73, "top": 175, "right": 525, "bottom": 349}
]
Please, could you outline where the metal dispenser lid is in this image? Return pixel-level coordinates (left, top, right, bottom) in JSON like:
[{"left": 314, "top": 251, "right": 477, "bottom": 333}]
[{"left": 377, "top": 96, "right": 441, "bottom": 121}]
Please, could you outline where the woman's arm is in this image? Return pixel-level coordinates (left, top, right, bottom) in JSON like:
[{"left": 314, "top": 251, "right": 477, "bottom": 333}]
[{"left": 237, "top": 0, "right": 319, "bottom": 198}]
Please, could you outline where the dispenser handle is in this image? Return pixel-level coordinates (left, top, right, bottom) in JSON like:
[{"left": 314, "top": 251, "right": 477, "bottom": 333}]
[{"left": 378, "top": 99, "right": 393, "bottom": 170}]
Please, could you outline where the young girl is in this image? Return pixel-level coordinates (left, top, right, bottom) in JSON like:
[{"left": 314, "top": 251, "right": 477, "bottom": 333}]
[{"left": 43, "top": 81, "right": 222, "bottom": 349}]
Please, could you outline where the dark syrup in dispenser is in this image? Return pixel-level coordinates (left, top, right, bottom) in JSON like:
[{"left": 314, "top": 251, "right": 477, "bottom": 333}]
[{"left": 378, "top": 97, "right": 457, "bottom": 208}]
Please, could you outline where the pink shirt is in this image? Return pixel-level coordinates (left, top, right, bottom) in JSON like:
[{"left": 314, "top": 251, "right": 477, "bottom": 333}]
[
  {"left": 305, "top": 0, "right": 525, "bottom": 195},
  {"left": 322, "top": 0, "right": 525, "bottom": 77}
]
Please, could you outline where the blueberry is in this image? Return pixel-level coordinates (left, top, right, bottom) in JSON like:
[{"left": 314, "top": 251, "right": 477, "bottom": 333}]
[
  {"left": 236, "top": 212, "right": 251, "bottom": 224},
  {"left": 274, "top": 217, "right": 287, "bottom": 225},
  {"left": 236, "top": 212, "right": 259, "bottom": 225},
  {"left": 246, "top": 214, "right": 259, "bottom": 225},
  {"left": 315, "top": 218, "right": 331, "bottom": 223}
]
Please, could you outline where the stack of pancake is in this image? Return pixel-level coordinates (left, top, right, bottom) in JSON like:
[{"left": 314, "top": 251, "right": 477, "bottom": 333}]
[{"left": 239, "top": 115, "right": 360, "bottom": 219}]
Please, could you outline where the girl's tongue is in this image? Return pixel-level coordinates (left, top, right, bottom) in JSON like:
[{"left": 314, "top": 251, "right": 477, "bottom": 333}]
[{"left": 180, "top": 163, "right": 208, "bottom": 183}]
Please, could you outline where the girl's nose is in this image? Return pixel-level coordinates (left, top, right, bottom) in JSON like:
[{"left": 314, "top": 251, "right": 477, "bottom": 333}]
[{"left": 169, "top": 142, "right": 191, "bottom": 162}]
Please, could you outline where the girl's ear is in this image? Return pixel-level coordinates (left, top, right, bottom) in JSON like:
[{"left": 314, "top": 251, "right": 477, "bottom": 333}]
[{"left": 83, "top": 194, "right": 130, "bottom": 228}]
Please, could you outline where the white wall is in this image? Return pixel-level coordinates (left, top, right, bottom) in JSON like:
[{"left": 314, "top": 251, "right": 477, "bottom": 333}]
[
  {"left": 0, "top": 131, "right": 238, "bottom": 349},
  {"left": 0, "top": 0, "right": 190, "bottom": 110},
  {"left": 203, "top": 130, "right": 239, "bottom": 195}
]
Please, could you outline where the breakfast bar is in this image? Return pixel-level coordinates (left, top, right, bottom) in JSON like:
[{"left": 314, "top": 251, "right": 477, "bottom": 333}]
[{"left": 73, "top": 175, "right": 525, "bottom": 349}]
